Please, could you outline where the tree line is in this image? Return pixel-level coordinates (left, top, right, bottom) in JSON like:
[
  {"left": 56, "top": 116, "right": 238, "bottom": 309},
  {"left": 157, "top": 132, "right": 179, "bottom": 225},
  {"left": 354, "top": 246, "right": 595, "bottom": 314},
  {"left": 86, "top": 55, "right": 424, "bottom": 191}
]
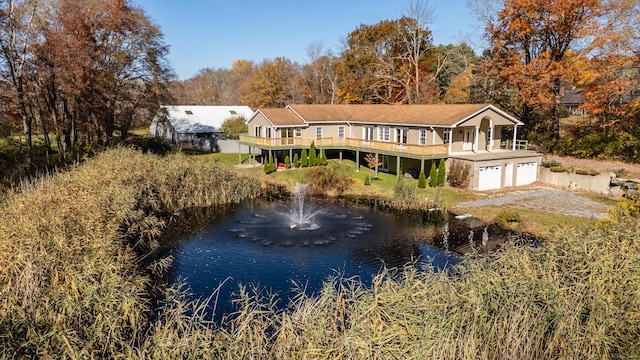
[{"left": 1, "top": 0, "right": 639, "bottom": 172}]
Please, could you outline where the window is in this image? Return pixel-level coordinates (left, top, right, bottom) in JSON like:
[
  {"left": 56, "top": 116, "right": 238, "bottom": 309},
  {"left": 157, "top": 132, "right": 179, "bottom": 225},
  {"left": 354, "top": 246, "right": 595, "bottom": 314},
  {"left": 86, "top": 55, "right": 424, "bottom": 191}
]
[
  {"left": 265, "top": 127, "right": 272, "bottom": 138},
  {"left": 295, "top": 128, "right": 302, "bottom": 137},
  {"left": 254, "top": 125, "right": 262, "bottom": 137},
  {"left": 338, "top": 126, "right": 345, "bottom": 139},
  {"left": 378, "top": 126, "right": 390, "bottom": 142},
  {"left": 316, "top": 126, "right": 323, "bottom": 138},
  {"left": 443, "top": 128, "right": 451, "bottom": 144},
  {"left": 419, "top": 129, "right": 427, "bottom": 145},
  {"left": 395, "top": 128, "right": 408, "bottom": 144},
  {"left": 363, "top": 126, "right": 375, "bottom": 141}
]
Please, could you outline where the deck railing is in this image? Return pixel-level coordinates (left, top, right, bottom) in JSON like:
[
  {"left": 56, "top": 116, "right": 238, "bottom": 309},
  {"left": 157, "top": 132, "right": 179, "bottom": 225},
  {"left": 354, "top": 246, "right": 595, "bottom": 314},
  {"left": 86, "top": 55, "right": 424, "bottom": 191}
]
[{"left": 240, "top": 134, "right": 449, "bottom": 157}]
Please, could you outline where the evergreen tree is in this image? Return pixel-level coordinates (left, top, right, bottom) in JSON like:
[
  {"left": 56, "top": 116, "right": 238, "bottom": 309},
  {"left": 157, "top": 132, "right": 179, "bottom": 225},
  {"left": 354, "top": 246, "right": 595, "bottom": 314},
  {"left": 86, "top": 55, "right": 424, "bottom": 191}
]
[
  {"left": 301, "top": 148, "right": 308, "bottom": 167},
  {"left": 429, "top": 162, "right": 438, "bottom": 187},
  {"left": 263, "top": 158, "right": 270, "bottom": 174},
  {"left": 364, "top": 174, "right": 371, "bottom": 185},
  {"left": 284, "top": 155, "right": 291, "bottom": 169},
  {"left": 293, "top": 153, "right": 299, "bottom": 168},
  {"left": 320, "top": 149, "right": 327, "bottom": 165},
  {"left": 437, "top": 158, "right": 446, "bottom": 186},
  {"left": 418, "top": 169, "right": 427, "bottom": 188},
  {"left": 309, "top": 142, "right": 317, "bottom": 166}
]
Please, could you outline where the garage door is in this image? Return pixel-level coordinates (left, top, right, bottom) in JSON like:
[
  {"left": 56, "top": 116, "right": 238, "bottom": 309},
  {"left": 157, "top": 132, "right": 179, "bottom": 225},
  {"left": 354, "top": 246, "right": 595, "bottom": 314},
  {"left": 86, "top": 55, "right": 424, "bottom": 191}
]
[
  {"left": 516, "top": 162, "right": 537, "bottom": 186},
  {"left": 478, "top": 165, "right": 502, "bottom": 190}
]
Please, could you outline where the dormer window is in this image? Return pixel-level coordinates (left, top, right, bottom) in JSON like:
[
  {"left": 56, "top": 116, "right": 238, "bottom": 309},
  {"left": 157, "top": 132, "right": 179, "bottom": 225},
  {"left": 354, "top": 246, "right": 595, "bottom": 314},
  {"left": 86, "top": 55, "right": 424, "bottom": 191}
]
[{"left": 185, "top": 110, "right": 193, "bottom": 115}]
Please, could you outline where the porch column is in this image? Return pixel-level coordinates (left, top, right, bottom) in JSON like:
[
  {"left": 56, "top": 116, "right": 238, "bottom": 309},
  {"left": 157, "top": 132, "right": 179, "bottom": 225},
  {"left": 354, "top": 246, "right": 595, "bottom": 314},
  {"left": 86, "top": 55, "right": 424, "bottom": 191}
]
[
  {"left": 289, "top": 148, "right": 293, "bottom": 163},
  {"left": 512, "top": 126, "right": 518, "bottom": 151},
  {"left": 474, "top": 126, "right": 480, "bottom": 153},
  {"left": 396, "top": 155, "right": 401, "bottom": 179},
  {"left": 356, "top": 150, "right": 360, "bottom": 171},
  {"left": 420, "top": 158, "right": 425, "bottom": 172},
  {"left": 268, "top": 149, "right": 273, "bottom": 163},
  {"left": 375, "top": 152, "right": 379, "bottom": 178},
  {"left": 339, "top": 151, "right": 343, "bottom": 161}
]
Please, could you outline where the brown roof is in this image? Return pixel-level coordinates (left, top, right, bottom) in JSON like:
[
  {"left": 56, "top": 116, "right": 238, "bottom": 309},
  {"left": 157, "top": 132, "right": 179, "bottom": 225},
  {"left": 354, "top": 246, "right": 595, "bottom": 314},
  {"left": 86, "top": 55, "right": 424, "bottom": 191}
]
[
  {"left": 259, "top": 108, "right": 306, "bottom": 126},
  {"left": 287, "top": 104, "right": 494, "bottom": 126}
]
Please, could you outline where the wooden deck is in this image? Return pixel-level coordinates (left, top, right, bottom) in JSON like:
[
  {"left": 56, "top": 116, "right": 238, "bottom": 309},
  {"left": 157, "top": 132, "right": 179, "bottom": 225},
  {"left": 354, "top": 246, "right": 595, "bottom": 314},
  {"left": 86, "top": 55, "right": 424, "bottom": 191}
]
[{"left": 240, "top": 134, "right": 450, "bottom": 158}]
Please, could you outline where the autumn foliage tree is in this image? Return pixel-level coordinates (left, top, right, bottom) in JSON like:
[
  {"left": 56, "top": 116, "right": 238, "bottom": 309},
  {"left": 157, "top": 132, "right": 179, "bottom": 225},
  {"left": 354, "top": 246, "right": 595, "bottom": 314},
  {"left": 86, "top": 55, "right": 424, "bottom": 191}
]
[{"left": 480, "top": 0, "right": 602, "bottom": 141}]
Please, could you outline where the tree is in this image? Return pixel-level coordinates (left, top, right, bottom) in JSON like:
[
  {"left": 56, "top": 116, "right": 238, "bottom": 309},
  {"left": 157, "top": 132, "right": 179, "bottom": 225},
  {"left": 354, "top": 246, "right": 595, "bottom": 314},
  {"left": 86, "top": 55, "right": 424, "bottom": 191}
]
[
  {"left": 292, "top": 153, "right": 299, "bottom": 168},
  {"left": 284, "top": 155, "right": 290, "bottom": 169},
  {"left": 300, "top": 148, "right": 308, "bottom": 167},
  {"left": 219, "top": 115, "right": 247, "bottom": 140},
  {"left": 364, "top": 153, "right": 382, "bottom": 178},
  {"left": 319, "top": 148, "right": 327, "bottom": 165},
  {"left": 481, "top": 0, "right": 602, "bottom": 140},
  {"left": 308, "top": 141, "right": 317, "bottom": 166},
  {"left": 437, "top": 158, "right": 446, "bottom": 186},
  {"left": 239, "top": 57, "right": 303, "bottom": 108},
  {"left": 429, "top": 162, "right": 437, "bottom": 187},
  {"left": 417, "top": 169, "right": 427, "bottom": 188}
]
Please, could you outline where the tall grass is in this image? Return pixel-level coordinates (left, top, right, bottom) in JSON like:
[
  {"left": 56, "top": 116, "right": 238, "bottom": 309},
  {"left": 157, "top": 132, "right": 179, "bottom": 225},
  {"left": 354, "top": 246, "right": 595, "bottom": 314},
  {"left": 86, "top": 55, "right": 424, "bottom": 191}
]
[
  {"left": 0, "top": 147, "right": 260, "bottom": 358},
  {"left": 1, "top": 147, "right": 639, "bottom": 358}
]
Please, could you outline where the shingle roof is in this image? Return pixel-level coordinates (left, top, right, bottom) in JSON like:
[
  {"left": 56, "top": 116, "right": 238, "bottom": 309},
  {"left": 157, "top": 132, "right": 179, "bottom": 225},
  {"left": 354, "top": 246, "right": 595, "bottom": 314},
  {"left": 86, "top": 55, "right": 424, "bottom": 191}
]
[
  {"left": 160, "top": 105, "right": 254, "bottom": 133},
  {"left": 258, "top": 108, "right": 306, "bottom": 126},
  {"left": 265, "top": 103, "right": 504, "bottom": 126}
]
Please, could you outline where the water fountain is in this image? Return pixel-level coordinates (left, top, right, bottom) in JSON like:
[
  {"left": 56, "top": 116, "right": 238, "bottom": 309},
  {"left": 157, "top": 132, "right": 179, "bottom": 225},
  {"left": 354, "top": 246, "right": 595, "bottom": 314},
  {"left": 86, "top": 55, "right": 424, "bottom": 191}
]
[{"left": 287, "top": 184, "right": 322, "bottom": 230}]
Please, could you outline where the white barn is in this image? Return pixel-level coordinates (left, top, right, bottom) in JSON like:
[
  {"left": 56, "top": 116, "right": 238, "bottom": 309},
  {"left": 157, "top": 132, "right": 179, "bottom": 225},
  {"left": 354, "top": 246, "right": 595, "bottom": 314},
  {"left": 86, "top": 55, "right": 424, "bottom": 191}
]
[{"left": 150, "top": 105, "right": 254, "bottom": 152}]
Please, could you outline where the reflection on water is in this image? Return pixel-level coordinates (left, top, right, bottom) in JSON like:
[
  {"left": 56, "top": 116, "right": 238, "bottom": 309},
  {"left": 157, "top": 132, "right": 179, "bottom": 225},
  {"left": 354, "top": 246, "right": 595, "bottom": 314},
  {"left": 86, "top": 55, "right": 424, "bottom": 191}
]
[{"left": 157, "top": 200, "right": 509, "bottom": 322}]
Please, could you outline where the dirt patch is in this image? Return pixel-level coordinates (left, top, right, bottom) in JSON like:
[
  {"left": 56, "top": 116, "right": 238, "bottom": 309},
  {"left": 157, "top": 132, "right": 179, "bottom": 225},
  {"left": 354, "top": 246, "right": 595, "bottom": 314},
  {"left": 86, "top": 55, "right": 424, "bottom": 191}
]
[
  {"left": 544, "top": 154, "right": 640, "bottom": 178},
  {"left": 456, "top": 187, "right": 610, "bottom": 219}
]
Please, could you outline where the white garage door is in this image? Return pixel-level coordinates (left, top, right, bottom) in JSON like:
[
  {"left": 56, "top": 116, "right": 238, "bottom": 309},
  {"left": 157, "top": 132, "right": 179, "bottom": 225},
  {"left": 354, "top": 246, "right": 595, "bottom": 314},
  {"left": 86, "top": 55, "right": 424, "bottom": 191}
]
[
  {"left": 516, "top": 162, "right": 538, "bottom": 186},
  {"left": 478, "top": 165, "right": 502, "bottom": 190}
]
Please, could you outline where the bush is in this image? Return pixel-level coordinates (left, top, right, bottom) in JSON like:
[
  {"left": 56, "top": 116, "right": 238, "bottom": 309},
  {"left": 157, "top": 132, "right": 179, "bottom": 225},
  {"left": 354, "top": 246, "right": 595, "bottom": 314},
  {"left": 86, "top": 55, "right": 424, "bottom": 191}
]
[
  {"left": 364, "top": 174, "right": 371, "bottom": 185},
  {"left": 393, "top": 176, "right": 417, "bottom": 209},
  {"left": 309, "top": 142, "right": 317, "bottom": 167},
  {"left": 306, "top": 163, "right": 352, "bottom": 195},
  {"left": 300, "top": 148, "right": 308, "bottom": 167},
  {"left": 319, "top": 149, "right": 327, "bottom": 166},
  {"left": 437, "top": 158, "right": 446, "bottom": 186},
  {"left": 429, "top": 162, "right": 438, "bottom": 187},
  {"left": 284, "top": 155, "right": 291, "bottom": 169},
  {"left": 417, "top": 169, "right": 427, "bottom": 188},
  {"left": 447, "top": 159, "right": 471, "bottom": 188},
  {"left": 293, "top": 153, "right": 299, "bottom": 168},
  {"left": 575, "top": 168, "right": 600, "bottom": 176},
  {"left": 550, "top": 166, "right": 571, "bottom": 173},
  {"left": 541, "top": 160, "right": 561, "bottom": 168}
]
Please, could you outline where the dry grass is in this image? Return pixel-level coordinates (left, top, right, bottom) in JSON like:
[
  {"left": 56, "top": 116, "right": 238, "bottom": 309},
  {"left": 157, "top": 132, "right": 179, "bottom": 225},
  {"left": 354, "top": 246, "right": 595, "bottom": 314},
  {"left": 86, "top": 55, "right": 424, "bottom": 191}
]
[{"left": 1, "top": 147, "right": 639, "bottom": 359}]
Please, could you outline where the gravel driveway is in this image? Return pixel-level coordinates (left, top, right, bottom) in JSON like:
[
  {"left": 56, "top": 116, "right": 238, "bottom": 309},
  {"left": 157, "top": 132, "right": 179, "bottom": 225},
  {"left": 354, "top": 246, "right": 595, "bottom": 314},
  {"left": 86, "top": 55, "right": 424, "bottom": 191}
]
[{"left": 456, "top": 188, "right": 610, "bottom": 219}]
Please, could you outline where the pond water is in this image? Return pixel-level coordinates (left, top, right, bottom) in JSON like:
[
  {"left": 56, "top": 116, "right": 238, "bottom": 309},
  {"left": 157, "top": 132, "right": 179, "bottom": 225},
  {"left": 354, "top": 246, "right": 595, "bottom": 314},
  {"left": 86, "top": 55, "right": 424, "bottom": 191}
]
[{"left": 158, "top": 187, "right": 510, "bottom": 322}]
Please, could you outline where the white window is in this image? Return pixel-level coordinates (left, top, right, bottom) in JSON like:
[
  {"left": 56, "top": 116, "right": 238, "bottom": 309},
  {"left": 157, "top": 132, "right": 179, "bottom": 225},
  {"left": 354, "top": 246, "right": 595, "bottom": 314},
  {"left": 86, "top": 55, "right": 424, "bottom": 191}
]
[
  {"left": 295, "top": 128, "right": 302, "bottom": 137},
  {"left": 338, "top": 125, "right": 345, "bottom": 139},
  {"left": 378, "top": 126, "right": 390, "bottom": 142},
  {"left": 265, "top": 127, "right": 272, "bottom": 138},
  {"left": 419, "top": 129, "right": 427, "bottom": 145},
  {"left": 363, "top": 126, "right": 375, "bottom": 140},
  {"left": 316, "top": 126, "right": 323, "bottom": 138},
  {"left": 254, "top": 125, "right": 262, "bottom": 137},
  {"left": 443, "top": 128, "right": 451, "bottom": 145}
]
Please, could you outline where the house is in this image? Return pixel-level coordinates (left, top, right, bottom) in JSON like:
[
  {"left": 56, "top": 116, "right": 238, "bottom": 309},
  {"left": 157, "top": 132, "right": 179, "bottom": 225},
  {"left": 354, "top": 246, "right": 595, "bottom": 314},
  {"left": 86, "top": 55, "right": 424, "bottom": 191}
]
[
  {"left": 150, "top": 105, "right": 254, "bottom": 152},
  {"left": 240, "top": 103, "right": 542, "bottom": 191}
]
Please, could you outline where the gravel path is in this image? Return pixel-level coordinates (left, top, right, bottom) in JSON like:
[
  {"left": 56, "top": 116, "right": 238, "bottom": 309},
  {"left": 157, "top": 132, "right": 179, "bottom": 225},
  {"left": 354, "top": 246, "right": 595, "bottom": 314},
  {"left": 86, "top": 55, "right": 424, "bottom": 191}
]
[{"left": 456, "top": 188, "right": 610, "bottom": 219}]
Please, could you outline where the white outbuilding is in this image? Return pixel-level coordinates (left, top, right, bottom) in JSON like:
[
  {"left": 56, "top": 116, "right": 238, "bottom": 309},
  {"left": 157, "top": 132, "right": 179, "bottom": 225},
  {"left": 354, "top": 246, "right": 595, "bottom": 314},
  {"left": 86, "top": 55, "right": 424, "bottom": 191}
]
[{"left": 150, "top": 105, "right": 254, "bottom": 152}]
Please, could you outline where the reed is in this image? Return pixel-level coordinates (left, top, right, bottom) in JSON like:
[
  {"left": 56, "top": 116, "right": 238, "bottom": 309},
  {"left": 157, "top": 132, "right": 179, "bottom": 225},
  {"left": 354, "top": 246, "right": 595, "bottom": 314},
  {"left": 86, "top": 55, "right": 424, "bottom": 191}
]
[
  {"left": 2, "top": 147, "right": 639, "bottom": 359},
  {"left": 0, "top": 147, "right": 260, "bottom": 358}
]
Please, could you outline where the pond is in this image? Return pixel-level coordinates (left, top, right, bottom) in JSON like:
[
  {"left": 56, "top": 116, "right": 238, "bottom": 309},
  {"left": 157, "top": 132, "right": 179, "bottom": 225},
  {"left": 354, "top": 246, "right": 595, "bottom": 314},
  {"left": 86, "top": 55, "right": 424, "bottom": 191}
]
[{"left": 157, "top": 185, "right": 510, "bottom": 322}]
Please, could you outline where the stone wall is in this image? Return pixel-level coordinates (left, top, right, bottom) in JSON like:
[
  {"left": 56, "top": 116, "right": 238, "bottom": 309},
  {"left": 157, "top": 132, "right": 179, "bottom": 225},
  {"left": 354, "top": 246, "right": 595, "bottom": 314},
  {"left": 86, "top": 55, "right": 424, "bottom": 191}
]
[{"left": 538, "top": 167, "right": 613, "bottom": 193}]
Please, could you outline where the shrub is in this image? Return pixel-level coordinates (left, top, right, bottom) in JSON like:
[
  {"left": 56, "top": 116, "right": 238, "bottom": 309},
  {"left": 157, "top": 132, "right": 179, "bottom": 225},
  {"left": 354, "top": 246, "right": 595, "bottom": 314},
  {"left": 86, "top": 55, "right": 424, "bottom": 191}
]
[
  {"left": 437, "top": 158, "right": 446, "bottom": 186},
  {"left": 293, "top": 153, "right": 299, "bottom": 168},
  {"left": 496, "top": 210, "right": 522, "bottom": 227},
  {"left": 429, "top": 162, "right": 438, "bottom": 187},
  {"left": 417, "top": 169, "right": 427, "bottom": 188},
  {"left": 306, "top": 163, "right": 352, "bottom": 195},
  {"left": 364, "top": 174, "right": 371, "bottom": 185},
  {"left": 616, "top": 168, "right": 628, "bottom": 178},
  {"left": 300, "top": 148, "right": 308, "bottom": 167},
  {"left": 550, "top": 166, "right": 571, "bottom": 173},
  {"left": 575, "top": 168, "right": 600, "bottom": 176},
  {"left": 309, "top": 142, "right": 317, "bottom": 167},
  {"left": 284, "top": 155, "right": 291, "bottom": 169},
  {"left": 393, "top": 176, "right": 417, "bottom": 209},
  {"left": 541, "top": 160, "right": 561, "bottom": 168},
  {"left": 319, "top": 149, "right": 327, "bottom": 166},
  {"left": 447, "top": 159, "right": 471, "bottom": 188}
]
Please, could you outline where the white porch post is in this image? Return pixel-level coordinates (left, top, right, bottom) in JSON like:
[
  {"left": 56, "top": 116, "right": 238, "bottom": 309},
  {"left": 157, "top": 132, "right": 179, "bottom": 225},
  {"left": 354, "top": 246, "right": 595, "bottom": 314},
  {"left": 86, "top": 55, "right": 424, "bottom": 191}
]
[
  {"left": 474, "top": 126, "right": 479, "bottom": 153},
  {"left": 512, "top": 126, "right": 518, "bottom": 151}
]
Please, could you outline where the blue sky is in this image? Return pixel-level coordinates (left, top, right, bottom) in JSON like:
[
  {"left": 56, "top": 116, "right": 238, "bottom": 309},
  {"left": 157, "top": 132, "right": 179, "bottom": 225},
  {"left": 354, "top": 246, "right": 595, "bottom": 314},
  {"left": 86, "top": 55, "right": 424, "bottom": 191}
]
[{"left": 132, "top": 0, "right": 483, "bottom": 80}]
